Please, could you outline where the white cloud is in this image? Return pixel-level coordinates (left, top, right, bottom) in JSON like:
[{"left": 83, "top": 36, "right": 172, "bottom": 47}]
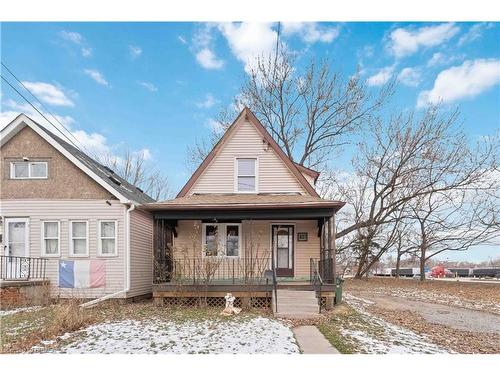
[
  {"left": 59, "top": 30, "right": 92, "bottom": 58},
  {"left": 138, "top": 81, "right": 158, "bottom": 92},
  {"left": 21, "top": 81, "right": 74, "bottom": 107},
  {"left": 60, "top": 30, "right": 83, "bottom": 44},
  {"left": 84, "top": 69, "right": 108, "bottom": 86},
  {"left": 0, "top": 99, "right": 153, "bottom": 164},
  {"left": 178, "top": 36, "right": 187, "bottom": 45},
  {"left": 388, "top": 23, "right": 460, "bottom": 58},
  {"left": 397, "top": 67, "right": 422, "bottom": 87},
  {"left": 81, "top": 47, "right": 92, "bottom": 57},
  {"left": 196, "top": 94, "right": 217, "bottom": 109},
  {"left": 191, "top": 24, "right": 224, "bottom": 70},
  {"left": 417, "top": 58, "right": 500, "bottom": 107},
  {"left": 427, "top": 52, "right": 464, "bottom": 67},
  {"left": 282, "top": 22, "right": 340, "bottom": 43},
  {"left": 195, "top": 48, "right": 224, "bottom": 70},
  {"left": 458, "top": 22, "right": 494, "bottom": 46},
  {"left": 129, "top": 45, "right": 142, "bottom": 58},
  {"left": 217, "top": 22, "right": 278, "bottom": 73},
  {"left": 366, "top": 65, "right": 395, "bottom": 86}
]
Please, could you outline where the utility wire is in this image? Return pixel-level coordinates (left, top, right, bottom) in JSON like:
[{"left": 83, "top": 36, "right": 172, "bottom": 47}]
[{"left": 1, "top": 62, "right": 90, "bottom": 154}]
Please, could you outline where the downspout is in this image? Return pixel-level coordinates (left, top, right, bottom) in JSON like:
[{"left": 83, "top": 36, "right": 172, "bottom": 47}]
[{"left": 81, "top": 203, "right": 135, "bottom": 308}]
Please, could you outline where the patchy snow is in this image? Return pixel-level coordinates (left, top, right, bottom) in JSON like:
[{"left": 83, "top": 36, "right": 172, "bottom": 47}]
[
  {"left": 343, "top": 293, "right": 451, "bottom": 354},
  {"left": 33, "top": 316, "right": 300, "bottom": 354},
  {"left": 0, "top": 306, "right": 41, "bottom": 317}
]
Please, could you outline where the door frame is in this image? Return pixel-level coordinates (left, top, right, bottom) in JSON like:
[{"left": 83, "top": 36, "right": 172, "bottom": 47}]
[
  {"left": 4, "top": 217, "right": 30, "bottom": 258},
  {"left": 271, "top": 224, "right": 295, "bottom": 277}
]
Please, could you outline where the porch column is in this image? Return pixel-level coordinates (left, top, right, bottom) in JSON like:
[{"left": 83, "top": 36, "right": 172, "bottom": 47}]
[{"left": 328, "top": 214, "right": 336, "bottom": 281}]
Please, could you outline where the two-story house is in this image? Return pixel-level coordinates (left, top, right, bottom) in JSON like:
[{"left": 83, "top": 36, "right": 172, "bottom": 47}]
[
  {"left": 0, "top": 114, "right": 155, "bottom": 301},
  {"left": 146, "top": 107, "right": 345, "bottom": 312}
]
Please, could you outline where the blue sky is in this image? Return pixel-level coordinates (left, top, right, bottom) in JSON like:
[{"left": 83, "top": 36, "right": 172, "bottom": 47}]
[{"left": 1, "top": 22, "right": 499, "bottom": 261}]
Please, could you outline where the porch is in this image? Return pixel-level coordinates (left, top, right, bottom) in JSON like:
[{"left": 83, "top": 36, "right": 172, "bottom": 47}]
[{"left": 145, "top": 194, "right": 343, "bottom": 310}]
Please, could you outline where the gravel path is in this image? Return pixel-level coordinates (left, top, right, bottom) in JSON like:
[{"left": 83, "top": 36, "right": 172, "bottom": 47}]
[{"left": 355, "top": 292, "right": 500, "bottom": 334}]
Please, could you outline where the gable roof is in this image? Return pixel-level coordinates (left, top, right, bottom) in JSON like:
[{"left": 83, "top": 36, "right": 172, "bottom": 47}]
[
  {"left": 177, "top": 107, "right": 320, "bottom": 198},
  {"left": 0, "top": 114, "right": 155, "bottom": 205}
]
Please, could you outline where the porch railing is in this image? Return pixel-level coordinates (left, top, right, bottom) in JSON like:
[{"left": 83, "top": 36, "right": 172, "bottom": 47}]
[
  {"left": 311, "top": 255, "right": 335, "bottom": 284},
  {"left": 310, "top": 258, "right": 324, "bottom": 313},
  {"left": 154, "top": 256, "right": 272, "bottom": 285},
  {"left": 0, "top": 255, "right": 47, "bottom": 281}
]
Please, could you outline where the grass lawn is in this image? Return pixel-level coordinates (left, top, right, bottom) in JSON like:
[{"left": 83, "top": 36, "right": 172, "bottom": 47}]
[{"left": 1, "top": 301, "right": 299, "bottom": 354}]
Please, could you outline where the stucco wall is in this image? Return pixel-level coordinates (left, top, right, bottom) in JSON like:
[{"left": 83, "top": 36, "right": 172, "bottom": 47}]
[{"left": 1, "top": 126, "right": 112, "bottom": 200}]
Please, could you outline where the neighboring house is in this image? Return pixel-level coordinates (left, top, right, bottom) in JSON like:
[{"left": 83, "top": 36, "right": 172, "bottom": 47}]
[
  {"left": 146, "top": 108, "right": 345, "bottom": 308},
  {"left": 0, "top": 114, "right": 154, "bottom": 300}
]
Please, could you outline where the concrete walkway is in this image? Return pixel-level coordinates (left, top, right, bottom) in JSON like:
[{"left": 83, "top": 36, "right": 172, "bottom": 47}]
[{"left": 293, "top": 325, "right": 339, "bottom": 354}]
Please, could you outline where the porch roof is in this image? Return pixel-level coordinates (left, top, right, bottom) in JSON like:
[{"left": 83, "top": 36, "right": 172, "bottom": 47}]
[{"left": 145, "top": 193, "right": 344, "bottom": 220}]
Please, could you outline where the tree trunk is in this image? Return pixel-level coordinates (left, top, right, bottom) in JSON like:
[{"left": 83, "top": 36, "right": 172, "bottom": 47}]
[
  {"left": 419, "top": 247, "right": 426, "bottom": 281},
  {"left": 395, "top": 252, "right": 402, "bottom": 278}
]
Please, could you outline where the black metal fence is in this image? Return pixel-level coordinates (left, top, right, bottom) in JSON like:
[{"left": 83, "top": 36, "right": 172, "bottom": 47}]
[
  {"left": 0, "top": 255, "right": 47, "bottom": 281},
  {"left": 154, "top": 256, "right": 272, "bottom": 285},
  {"left": 310, "top": 257, "right": 334, "bottom": 284}
]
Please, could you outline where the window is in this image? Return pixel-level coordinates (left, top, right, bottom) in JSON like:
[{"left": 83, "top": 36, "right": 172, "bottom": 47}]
[
  {"left": 10, "top": 162, "right": 48, "bottom": 179},
  {"left": 236, "top": 158, "right": 256, "bottom": 192},
  {"left": 42, "top": 221, "right": 60, "bottom": 256},
  {"left": 98, "top": 221, "right": 117, "bottom": 256},
  {"left": 70, "top": 221, "right": 88, "bottom": 257},
  {"left": 202, "top": 223, "right": 241, "bottom": 257}
]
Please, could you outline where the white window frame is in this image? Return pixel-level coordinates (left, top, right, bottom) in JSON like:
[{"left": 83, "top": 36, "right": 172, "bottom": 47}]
[
  {"left": 69, "top": 220, "right": 89, "bottom": 257},
  {"left": 234, "top": 157, "right": 258, "bottom": 193},
  {"left": 10, "top": 161, "right": 48, "bottom": 179},
  {"left": 98, "top": 220, "right": 117, "bottom": 257},
  {"left": 41, "top": 220, "right": 60, "bottom": 257},
  {"left": 202, "top": 223, "right": 242, "bottom": 258}
]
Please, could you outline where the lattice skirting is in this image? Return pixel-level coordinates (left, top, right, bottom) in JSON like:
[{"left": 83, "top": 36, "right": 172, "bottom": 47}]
[{"left": 159, "top": 296, "right": 271, "bottom": 310}]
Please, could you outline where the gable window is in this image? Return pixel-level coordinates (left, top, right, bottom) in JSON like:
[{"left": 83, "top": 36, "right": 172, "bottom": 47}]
[
  {"left": 236, "top": 158, "right": 257, "bottom": 192},
  {"left": 98, "top": 220, "right": 117, "bottom": 256},
  {"left": 10, "top": 162, "right": 48, "bottom": 179},
  {"left": 70, "top": 221, "right": 89, "bottom": 257},
  {"left": 202, "top": 223, "right": 241, "bottom": 257},
  {"left": 42, "top": 221, "right": 60, "bottom": 256}
]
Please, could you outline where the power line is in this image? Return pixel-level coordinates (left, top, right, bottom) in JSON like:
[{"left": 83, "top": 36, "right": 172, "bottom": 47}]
[{"left": 1, "top": 62, "right": 90, "bottom": 154}]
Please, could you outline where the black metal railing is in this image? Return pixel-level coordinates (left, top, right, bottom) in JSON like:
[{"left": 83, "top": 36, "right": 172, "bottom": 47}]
[
  {"left": 318, "top": 253, "right": 335, "bottom": 284},
  {"left": 310, "top": 258, "right": 324, "bottom": 313},
  {"left": 0, "top": 255, "right": 47, "bottom": 281},
  {"left": 154, "top": 256, "right": 272, "bottom": 285}
]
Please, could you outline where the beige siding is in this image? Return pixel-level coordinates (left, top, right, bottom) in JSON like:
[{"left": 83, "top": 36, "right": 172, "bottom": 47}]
[
  {"left": 173, "top": 219, "right": 320, "bottom": 279},
  {"left": 127, "top": 209, "right": 153, "bottom": 298},
  {"left": 301, "top": 172, "right": 316, "bottom": 187},
  {"left": 0, "top": 199, "right": 126, "bottom": 298},
  {"left": 189, "top": 120, "right": 307, "bottom": 195}
]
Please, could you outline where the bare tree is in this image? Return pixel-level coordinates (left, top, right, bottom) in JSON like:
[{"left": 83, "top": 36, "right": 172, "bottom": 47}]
[
  {"left": 99, "top": 149, "right": 173, "bottom": 201},
  {"left": 409, "top": 188, "right": 499, "bottom": 281},
  {"left": 324, "top": 106, "right": 499, "bottom": 278},
  {"left": 186, "top": 49, "right": 393, "bottom": 171}
]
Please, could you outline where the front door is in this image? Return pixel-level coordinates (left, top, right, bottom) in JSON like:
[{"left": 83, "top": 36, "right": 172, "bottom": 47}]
[
  {"left": 4, "top": 218, "right": 29, "bottom": 279},
  {"left": 272, "top": 225, "right": 294, "bottom": 277}
]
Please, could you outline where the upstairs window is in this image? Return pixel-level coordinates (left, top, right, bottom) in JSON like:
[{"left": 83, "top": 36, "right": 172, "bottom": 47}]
[
  {"left": 10, "top": 162, "right": 48, "bottom": 179},
  {"left": 236, "top": 158, "right": 256, "bottom": 192}
]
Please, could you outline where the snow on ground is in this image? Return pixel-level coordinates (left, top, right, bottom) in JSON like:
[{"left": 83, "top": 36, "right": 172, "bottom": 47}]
[
  {"left": 32, "top": 316, "right": 300, "bottom": 354},
  {"left": 378, "top": 288, "right": 500, "bottom": 315},
  {"left": 0, "top": 306, "right": 41, "bottom": 317},
  {"left": 343, "top": 294, "right": 451, "bottom": 354}
]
